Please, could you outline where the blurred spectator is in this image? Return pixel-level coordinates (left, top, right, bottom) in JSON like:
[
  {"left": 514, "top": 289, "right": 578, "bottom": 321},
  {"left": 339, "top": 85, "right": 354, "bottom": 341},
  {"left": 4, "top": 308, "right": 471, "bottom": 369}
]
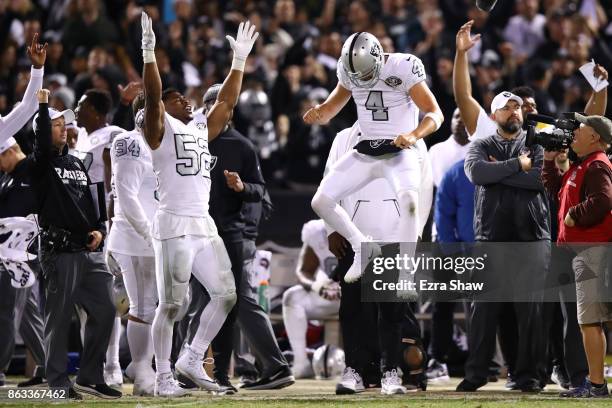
[
  {"left": 0, "top": 0, "right": 610, "bottom": 192},
  {"left": 62, "top": 0, "right": 119, "bottom": 55},
  {"left": 503, "top": 0, "right": 546, "bottom": 64},
  {"left": 428, "top": 108, "right": 471, "bottom": 188}
]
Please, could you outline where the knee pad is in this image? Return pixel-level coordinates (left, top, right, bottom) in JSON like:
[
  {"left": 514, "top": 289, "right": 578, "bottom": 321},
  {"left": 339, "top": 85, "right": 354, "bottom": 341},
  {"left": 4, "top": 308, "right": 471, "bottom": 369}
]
[
  {"left": 311, "top": 191, "right": 335, "bottom": 215},
  {"left": 396, "top": 190, "right": 419, "bottom": 217},
  {"left": 130, "top": 302, "right": 157, "bottom": 324},
  {"left": 218, "top": 290, "right": 237, "bottom": 310},
  {"left": 157, "top": 302, "right": 181, "bottom": 322},
  {"left": 282, "top": 286, "right": 302, "bottom": 308}
]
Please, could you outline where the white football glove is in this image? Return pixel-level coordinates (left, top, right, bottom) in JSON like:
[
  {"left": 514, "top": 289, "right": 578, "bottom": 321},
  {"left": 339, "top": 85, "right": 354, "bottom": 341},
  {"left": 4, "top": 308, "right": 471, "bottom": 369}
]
[
  {"left": 141, "top": 11, "right": 156, "bottom": 63},
  {"left": 225, "top": 21, "right": 259, "bottom": 71}
]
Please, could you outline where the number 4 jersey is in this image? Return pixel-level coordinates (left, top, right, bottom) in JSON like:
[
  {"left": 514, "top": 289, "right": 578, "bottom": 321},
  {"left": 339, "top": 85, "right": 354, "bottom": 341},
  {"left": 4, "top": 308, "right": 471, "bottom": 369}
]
[
  {"left": 150, "top": 112, "right": 217, "bottom": 240},
  {"left": 337, "top": 53, "right": 426, "bottom": 141}
]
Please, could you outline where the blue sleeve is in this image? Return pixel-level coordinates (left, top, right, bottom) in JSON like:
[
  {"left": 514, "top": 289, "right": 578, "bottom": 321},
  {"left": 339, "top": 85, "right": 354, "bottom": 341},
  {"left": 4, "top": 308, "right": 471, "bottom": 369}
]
[
  {"left": 434, "top": 168, "right": 459, "bottom": 243},
  {"left": 457, "top": 173, "right": 476, "bottom": 242}
]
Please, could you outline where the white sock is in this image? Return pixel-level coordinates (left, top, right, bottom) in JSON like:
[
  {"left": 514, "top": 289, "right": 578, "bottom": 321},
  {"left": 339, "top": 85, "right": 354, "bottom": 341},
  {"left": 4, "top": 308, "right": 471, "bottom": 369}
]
[
  {"left": 152, "top": 304, "right": 176, "bottom": 375},
  {"left": 105, "top": 316, "right": 121, "bottom": 369},
  {"left": 189, "top": 291, "right": 234, "bottom": 356},
  {"left": 283, "top": 305, "right": 309, "bottom": 368},
  {"left": 312, "top": 192, "right": 366, "bottom": 249},
  {"left": 127, "top": 320, "right": 154, "bottom": 374}
]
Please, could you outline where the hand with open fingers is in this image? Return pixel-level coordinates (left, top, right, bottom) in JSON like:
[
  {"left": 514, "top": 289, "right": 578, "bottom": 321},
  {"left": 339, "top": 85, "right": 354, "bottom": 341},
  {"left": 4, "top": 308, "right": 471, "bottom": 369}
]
[
  {"left": 456, "top": 20, "right": 481, "bottom": 52},
  {"left": 141, "top": 11, "right": 156, "bottom": 51},
  {"left": 28, "top": 33, "right": 48, "bottom": 68},
  {"left": 37, "top": 89, "right": 50, "bottom": 103},
  {"left": 320, "top": 281, "right": 341, "bottom": 301},
  {"left": 393, "top": 133, "right": 418, "bottom": 149},
  {"left": 119, "top": 81, "right": 143, "bottom": 105},
  {"left": 226, "top": 20, "right": 259, "bottom": 62},
  {"left": 303, "top": 105, "right": 325, "bottom": 125},
  {"left": 224, "top": 170, "right": 244, "bottom": 192}
]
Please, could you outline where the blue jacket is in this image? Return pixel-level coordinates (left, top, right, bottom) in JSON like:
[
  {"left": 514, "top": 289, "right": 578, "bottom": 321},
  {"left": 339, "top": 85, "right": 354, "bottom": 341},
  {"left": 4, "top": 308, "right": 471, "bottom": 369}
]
[{"left": 434, "top": 160, "right": 475, "bottom": 242}]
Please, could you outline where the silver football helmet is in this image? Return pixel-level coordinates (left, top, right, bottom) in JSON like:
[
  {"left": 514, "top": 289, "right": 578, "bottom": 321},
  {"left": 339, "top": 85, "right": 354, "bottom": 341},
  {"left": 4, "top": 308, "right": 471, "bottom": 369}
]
[
  {"left": 340, "top": 32, "right": 384, "bottom": 89},
  {"left": 312, "top": 344, "right": 346, "bottom": 380}
]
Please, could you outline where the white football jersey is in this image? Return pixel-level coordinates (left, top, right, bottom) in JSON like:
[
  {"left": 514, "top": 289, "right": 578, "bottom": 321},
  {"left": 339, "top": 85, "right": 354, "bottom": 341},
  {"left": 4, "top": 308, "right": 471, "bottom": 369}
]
[
  {"left": 107, "top": 130, "right": 158, "bottom": 256},
  {"left": 301, "top": 219, "right": 337, "bottom": 279},
  {"left": 337, "top": 53, "right": 425, "bottom": 141},
  {"left": 74, "top": 125, "right": 125, "bottom": 186},
  {"left": 150, "top": 112, "right": 213, "bottom": 239}
]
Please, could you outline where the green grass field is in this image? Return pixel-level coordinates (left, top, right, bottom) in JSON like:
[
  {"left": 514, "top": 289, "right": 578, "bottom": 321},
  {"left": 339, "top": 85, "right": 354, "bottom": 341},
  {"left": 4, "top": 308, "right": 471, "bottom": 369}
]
[{"left": 2, "top": 378, "right": 612, "bottom": 407}]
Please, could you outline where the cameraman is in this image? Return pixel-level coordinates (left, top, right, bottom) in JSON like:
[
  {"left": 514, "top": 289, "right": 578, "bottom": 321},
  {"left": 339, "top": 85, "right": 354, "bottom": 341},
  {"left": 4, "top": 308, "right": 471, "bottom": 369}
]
[
  {"left": 542, "top": 114, "right": 612, "bottom": 397},
  {"left": 23, "top": 89, "right": 120, "bottom": 399}
]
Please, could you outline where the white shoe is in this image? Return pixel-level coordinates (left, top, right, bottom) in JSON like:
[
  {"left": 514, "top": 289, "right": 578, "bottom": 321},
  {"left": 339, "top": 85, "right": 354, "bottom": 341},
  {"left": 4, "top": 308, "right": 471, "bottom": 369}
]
[
  {"left": 381, "top": 370, "right": 407, "bottom": 395},
  {"left": 133, "top": 379, "right": 155, "bottom": 396},
  {"left": 344, "top": 241, "right": 381, "bottom": 283},
  {"left": 103, "top": 364, "right": 123, "bottom": 389},
  {"left": 175, "top": 345, "right": 220, "bottom": 391},
  {"left": 336, "top": 367, "right": 365, "bottom": 395},
  {"left": 154, "top": 373, "right": 190, "bottom": 397},
  {"left": 126, "top": 362, "right": 156, "bottom": 396}
]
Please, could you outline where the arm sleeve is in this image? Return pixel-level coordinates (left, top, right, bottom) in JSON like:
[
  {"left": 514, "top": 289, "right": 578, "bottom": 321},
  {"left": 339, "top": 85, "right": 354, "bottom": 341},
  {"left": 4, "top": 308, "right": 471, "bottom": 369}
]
[
  {"left": 499, "top": 146, "right": 545, "bottom": 191},
  {"left": 33, "top": 102, "right": 52, "bottom": 161},
  {"left": 463, "top": 140, "right": 521, "bottom": 185},
  {"left": 568, "top": 164, "right": 612, "bottom": 227},
  {"left": 238, "top": 142, "right": 266, "bottom": 203},
  {"left": 541, "top": 159, "right": 563, "bottom": 195},
  {"left": 0, "top": 67, "right": 44, "bottom": 143},
  {"left": 113, "top": 146, "right": 153, "bottom": 245},
  {"left": 434, "top": 170, "right": 459, "bottom": 242}
]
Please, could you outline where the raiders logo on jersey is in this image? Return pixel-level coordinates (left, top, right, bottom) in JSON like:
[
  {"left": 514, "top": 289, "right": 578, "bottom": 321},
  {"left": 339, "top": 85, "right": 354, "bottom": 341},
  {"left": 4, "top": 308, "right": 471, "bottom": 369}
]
[
  {"left": 384, "top": 76, "right": 403, "bottom": 88},
  {"left": 209, "top": 156, "right": 217, "bottom": 170}
]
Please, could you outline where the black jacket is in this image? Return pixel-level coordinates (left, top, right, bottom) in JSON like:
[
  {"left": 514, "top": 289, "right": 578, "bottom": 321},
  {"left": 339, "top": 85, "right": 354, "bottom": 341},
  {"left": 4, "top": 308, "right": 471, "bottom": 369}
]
[
  {"left": 21, "top": 103, "right": 105, "bottom": 243},
  {"left": 0, "top": 160, "right": 36, "bottom": 218},
  {"left": 464, "top": 132, "right": 550, "bottom": 241},
  {"left": 209, "top": 128, "right": 265, "bottom": 241}
]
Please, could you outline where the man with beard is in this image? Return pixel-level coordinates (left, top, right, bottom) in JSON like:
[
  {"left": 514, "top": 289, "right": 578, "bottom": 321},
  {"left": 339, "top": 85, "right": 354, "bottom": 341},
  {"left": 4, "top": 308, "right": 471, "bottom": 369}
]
[{"left": 453, "top": 20, "right": 551, "bottom": 392}]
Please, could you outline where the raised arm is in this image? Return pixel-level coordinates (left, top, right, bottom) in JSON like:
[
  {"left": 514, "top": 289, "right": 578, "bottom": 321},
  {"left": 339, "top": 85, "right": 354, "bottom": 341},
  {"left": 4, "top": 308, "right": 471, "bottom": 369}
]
[
  {"left": 207, "top": 21, "right": 259, "bottom": 141},
  {"left": 0, "top": 34, "right": 46, "bottom": 143},
  {"left": 303, "top": 82, "right": 352, "bottom": 125},
  {"left": 33, "top": 89, "right": 52, "bottom": 160},
  {"left": 141, "top": 12, "right": 165, "bottom": 150},
  {"left": 453, "top": 20, "right": 483, "bottom": 136},
  {"left": 585, "top": 65, "right": 608, "bottom": 116}
]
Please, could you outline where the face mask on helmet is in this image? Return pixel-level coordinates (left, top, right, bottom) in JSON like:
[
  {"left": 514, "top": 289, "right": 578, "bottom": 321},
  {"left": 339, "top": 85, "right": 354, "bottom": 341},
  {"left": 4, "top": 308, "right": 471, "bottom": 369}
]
[{"left": 341, "top": 32, "right": 384, "bottom": 89}]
